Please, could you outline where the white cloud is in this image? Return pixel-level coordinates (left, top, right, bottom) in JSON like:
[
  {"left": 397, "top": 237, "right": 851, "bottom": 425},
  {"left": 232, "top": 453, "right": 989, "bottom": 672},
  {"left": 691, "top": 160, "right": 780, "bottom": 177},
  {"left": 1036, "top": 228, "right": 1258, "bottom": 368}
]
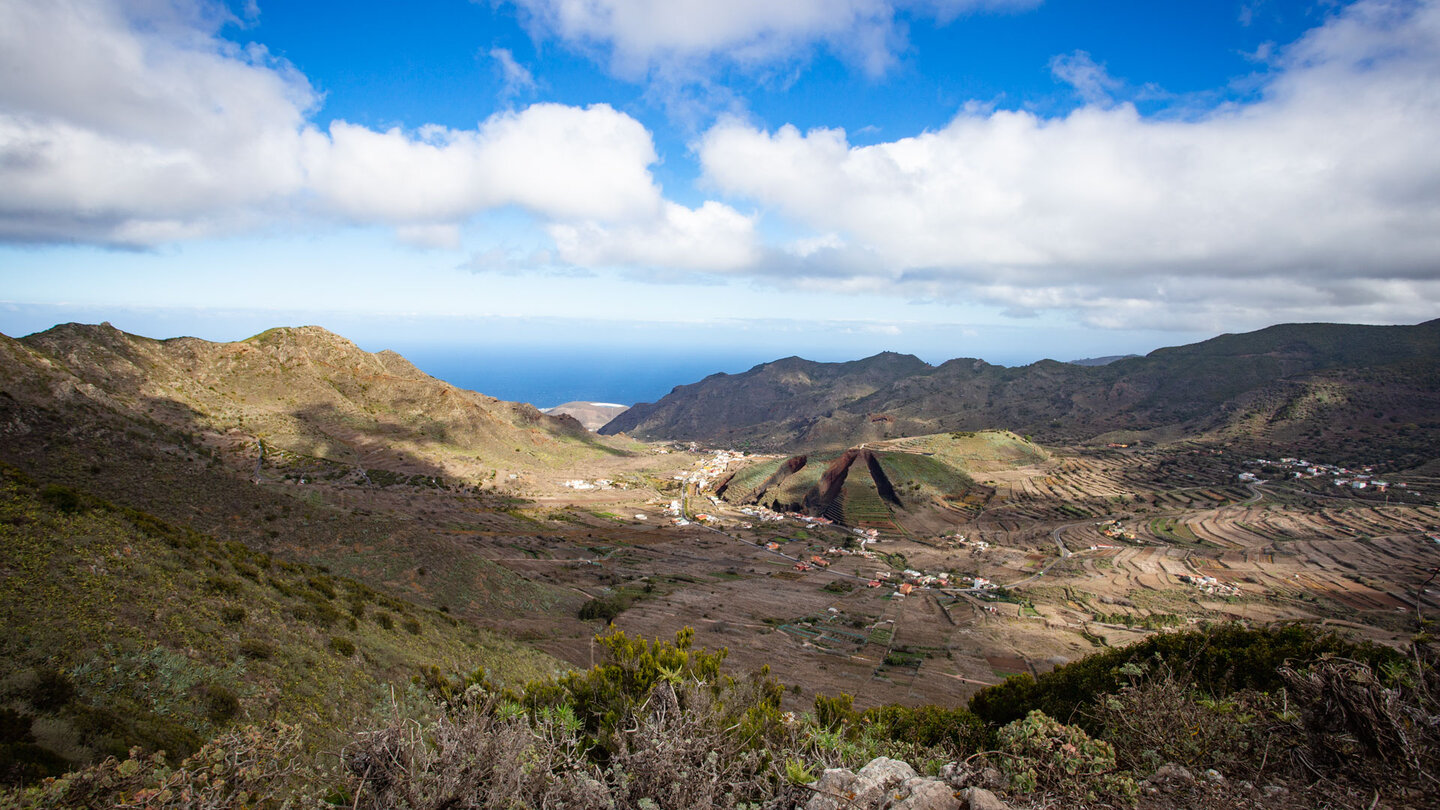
[
  {"left": 304, "top": 104, "right": 663, "bottom": 225},
  {"left": 0, "top": 0, "right": 671, "bottom": 245},
  {"left": 491, "top": 46, "right": 539, "bottom": 98},
  {"left": 0, "top": 0, "right": 313, "bottom": 243},
  {"left": 395, "top": 224, "right": 463, "bottom": 250},
  {"left": 507, "top": 0, "right": 1035, "bottom": 79},
  {"left": 1049, "top": 51, "right": 1121, "bottom": 105},
  {"left": 549, "top": 201, "right": 759, "bottom": 272},
  {"left": 697, "top": 0, "right": 1440, "bottom": 328}
]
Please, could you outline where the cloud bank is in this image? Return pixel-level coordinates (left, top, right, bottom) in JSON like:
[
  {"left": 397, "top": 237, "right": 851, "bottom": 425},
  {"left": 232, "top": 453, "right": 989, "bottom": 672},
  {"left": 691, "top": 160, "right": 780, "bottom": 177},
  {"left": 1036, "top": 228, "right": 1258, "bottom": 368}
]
[
  {"left": 505, "top": 0, "right": 1036, "bottom": 78},
  {"left": 1, "top": 0, "right": 1438, "bottom": 331},
  {"left": 695, "top": 0, "right": 1440, "bottom": 329},
  {"left": 0, "top": 0, "right": 748, "bottom": 252}
]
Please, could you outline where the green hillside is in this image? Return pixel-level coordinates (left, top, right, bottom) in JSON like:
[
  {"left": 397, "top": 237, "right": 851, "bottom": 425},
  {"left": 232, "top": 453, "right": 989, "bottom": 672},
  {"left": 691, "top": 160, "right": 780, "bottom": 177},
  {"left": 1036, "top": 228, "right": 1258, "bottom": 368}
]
[{"left": 0, "top": 467, "right": 559, "bottom": 785}]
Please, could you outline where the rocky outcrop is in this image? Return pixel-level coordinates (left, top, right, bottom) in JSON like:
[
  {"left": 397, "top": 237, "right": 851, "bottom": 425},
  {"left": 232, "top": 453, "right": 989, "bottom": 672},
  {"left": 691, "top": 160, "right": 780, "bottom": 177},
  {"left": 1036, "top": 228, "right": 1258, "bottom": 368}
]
[{"left": 804, "top": 757, "right": 1002, "bottom": 810}]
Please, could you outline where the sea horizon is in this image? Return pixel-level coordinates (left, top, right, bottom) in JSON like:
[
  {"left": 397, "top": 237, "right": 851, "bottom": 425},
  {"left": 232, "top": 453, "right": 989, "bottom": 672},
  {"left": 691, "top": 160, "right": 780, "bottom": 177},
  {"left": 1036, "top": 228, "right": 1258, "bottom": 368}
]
[{"left": 394, "top": 347, "right": 777, "bottom": 410}]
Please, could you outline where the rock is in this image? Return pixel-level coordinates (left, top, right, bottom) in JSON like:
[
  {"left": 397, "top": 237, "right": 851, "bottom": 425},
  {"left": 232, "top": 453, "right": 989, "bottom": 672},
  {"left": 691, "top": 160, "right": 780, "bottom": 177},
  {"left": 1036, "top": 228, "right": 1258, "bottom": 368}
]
[
  {"left": 978, "top": 767, "right": 1008, "bottom": 791},
  {"left": 962, "top": 786, "right": 1010, "bottom": 810},
  {"left": 1203, "top": 768, "right": 1225, "bottom": 784},
  {"left": 1148, "top": 762, "right": 1195, "bottom": 789},
  {"left": 805, "top": 768, "right": 860, "bottom": 810},
  {"left": 1262, "top": 784, "right": 1288, "bottom": 797},
  {"left": 858, "top": 757, "right": 918, "bottom": 789},
  {"left": 938, "top": 761, "right": 972, "bottom": 788},
  {"left": 891, "top": 778, "right": 960, "bottom": 810}
]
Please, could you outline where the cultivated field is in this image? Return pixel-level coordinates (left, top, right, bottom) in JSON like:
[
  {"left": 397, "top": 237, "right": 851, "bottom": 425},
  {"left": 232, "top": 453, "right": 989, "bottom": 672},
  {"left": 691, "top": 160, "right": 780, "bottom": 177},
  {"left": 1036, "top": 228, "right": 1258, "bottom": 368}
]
[{"left": 237, "top": 436, "right": 1440, "bottom": 711}]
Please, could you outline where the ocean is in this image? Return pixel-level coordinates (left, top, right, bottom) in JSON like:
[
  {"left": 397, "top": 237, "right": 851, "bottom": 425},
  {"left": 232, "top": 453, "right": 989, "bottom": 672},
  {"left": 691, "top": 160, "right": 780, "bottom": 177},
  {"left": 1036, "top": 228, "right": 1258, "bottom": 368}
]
[{"left": 392, "top": 347, "right": 774, "bottom": 409}]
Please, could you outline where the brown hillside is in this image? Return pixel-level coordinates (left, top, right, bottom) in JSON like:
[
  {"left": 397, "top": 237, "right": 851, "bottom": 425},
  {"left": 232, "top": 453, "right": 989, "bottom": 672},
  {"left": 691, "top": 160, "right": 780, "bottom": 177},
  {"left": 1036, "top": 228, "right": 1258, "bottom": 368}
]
[{"left": 10, "top": 322, "right": 626, "bottom": 480}]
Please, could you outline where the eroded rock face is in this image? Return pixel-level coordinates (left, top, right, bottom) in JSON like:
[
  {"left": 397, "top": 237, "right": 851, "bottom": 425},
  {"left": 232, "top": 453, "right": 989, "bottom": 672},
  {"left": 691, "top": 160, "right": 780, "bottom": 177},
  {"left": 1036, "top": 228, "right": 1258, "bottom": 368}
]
[{"left": 804, "top": 757, "right": 978, "bottom": 810}]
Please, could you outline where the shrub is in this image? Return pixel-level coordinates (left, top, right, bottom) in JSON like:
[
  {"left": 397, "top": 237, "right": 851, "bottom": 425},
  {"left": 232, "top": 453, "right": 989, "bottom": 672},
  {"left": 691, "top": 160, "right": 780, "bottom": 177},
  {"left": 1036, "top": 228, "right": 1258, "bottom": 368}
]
[
  {"left": 38, "top": 484, "right": 81, "bottom": 513},
  {"left": 1281, "top": 653, "right": 1440, "bottom": 785},
  {"left": 970, "top": 623, "right": 1400, "bottom": 728},
  {"left": 306, "top": 576, "right": 336, "bottom": 600},
  {"left": 373, "top": 611, "right": 394, "bottom": 630},
  {"left": 862, "top": 704, "right": 992, "bottom": 756},
  {"left": 402, "top": 618, "right": 422, "bottom": 635},
  {"left": 26, "top": 670, "right": 74, "bottom": 713},
  {"left": 1087, "top": 661, "right": 1283, "bottom": 777},
  {"left": 199, "top": 685, "right": 240, "bottom": 724},
  {"left": 998, "top": 710, "right": 1137, "bottom": 804},
  {"left": 578, "top": 595, "right": 627, "bottom": 622},
  {"left": 518, "top": 628, "right": 733, "bottom": 747},
  {"left": 11, "top": 721, "right": 310, "bottom": 808},
  {"left": 328, "top": 637, "right": 356, "bottom": 657},
  {"left": 238, "top": 639, "right": 273, "bottom": 660},
  {"left": 219, "top": 606, "right": 245, "bottom": 625}
]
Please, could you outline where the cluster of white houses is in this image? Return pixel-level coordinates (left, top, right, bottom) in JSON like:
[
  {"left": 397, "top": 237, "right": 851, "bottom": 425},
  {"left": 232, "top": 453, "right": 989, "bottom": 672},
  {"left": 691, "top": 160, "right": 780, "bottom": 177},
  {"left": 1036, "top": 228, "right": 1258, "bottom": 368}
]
[
  {"left": 1177, "top": 573, "right": 1241, "bottom": 597},
  {"left": 674, "top": 449, "right": 750, "bottom": 489},
  {"left": 1240, "top": 457, "right": 1397, "bottom": 492}
]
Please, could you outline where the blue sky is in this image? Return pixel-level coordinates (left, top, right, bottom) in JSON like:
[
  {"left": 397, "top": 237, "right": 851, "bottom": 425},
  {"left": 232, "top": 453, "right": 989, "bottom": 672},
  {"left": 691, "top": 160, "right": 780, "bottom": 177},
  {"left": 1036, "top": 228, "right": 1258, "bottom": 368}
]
[{"left": 2, "top": 0, "right": 1439, "bottom": 400}]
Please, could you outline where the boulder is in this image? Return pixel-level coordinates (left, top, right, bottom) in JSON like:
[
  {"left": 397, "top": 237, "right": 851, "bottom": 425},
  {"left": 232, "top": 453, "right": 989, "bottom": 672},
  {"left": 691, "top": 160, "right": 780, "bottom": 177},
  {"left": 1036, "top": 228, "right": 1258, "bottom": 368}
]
[
  {"left": 891, "top": 777, "right": 960, "bottom": 810},
  {"left": 805, "top": 768, "right": 860, "bottom": 810},
  {"left": 857, "top": 756, "right": 918, "bottom": 788},
  {"left": 962, "top": 786, "right": 1010, "bottom": 810}
]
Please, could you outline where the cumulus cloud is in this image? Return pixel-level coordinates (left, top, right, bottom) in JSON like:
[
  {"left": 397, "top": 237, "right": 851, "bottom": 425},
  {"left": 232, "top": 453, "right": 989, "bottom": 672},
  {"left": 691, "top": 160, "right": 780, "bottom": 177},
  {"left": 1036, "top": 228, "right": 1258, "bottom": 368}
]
[
  {"left": 0, "top": 0, "right": 685, "bottom": 246},
  {"left": 506, "top": 0, "right": 1035, "bottom": 79},
  {"left": 548, "top": 200, "right": 760, "bottom": 272},
  {"left": 697, "top": 0, "right": 1440, "bottom": 329},
  {"left": 303, "top": 104, "right": 663, "bottom": 225},
  {"left": 0, "top": 0, "right": 314, "bottom": 243}
]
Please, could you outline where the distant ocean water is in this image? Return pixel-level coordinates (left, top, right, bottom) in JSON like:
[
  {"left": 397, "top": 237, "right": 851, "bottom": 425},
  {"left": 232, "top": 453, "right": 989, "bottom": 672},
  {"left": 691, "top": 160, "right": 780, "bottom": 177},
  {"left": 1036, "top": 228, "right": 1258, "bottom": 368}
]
[{"left": 394, "top": 348, "right": 771, "bottom": 409}]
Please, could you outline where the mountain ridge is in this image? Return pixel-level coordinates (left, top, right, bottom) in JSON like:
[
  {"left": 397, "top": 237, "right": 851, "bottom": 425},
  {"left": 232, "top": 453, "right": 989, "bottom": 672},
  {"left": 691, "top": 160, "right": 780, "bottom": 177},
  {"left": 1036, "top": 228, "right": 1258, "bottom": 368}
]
[
  {"left": 600, "top": 319, "right": 1440, "bottom": 464},
  {"left": 4, "top": 322, "right": 626, "bottom": 479}
]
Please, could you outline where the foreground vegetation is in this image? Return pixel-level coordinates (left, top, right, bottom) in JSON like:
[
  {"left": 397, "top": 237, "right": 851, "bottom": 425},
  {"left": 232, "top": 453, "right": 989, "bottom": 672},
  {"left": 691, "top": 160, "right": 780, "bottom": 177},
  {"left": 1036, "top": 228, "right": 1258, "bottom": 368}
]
[
  {"left": 4, "top": 618, "right": 1436, "bottom": 808},
  {"left": 0, "top": 467, "right": 558, "bottom": 788}
]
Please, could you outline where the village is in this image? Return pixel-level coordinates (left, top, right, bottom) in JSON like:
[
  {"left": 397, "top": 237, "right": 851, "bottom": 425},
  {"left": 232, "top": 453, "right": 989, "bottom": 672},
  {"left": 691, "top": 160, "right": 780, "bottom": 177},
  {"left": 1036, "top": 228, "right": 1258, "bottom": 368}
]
[{"left": 1238, "top": 456, "right": 1412, "bottom": 494}]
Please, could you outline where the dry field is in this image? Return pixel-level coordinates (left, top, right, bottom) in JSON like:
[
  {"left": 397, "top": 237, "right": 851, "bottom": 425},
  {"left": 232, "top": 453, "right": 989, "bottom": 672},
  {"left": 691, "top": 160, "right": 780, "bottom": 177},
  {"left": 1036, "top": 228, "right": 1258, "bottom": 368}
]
[{"left": 258, "top": 440, "right": 1440, "bottom": 712}]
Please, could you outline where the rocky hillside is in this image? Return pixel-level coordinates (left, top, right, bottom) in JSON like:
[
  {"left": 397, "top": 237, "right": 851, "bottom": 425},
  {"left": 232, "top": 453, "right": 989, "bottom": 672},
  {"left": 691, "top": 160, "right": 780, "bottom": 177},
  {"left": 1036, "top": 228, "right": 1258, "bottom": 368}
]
[
  {"left": 0, "top": 323, "right": 633, "bottom": 628},
  {"left": 600, "top": 320, "right": 1440, "bottom": 465},
  {"left": 2, "top": 322, "right": 625, "bottom": 480}
]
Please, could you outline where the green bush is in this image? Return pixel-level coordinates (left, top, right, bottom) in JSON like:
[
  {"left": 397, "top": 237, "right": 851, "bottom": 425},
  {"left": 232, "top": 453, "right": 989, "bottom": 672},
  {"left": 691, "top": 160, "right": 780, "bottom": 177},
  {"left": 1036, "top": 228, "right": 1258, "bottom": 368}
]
[
  {"left": 238, "top": 638, "right": 273, "bottom": 660},
  {"left": 998, "top": 710, "right": 1136, "bottom": 803},
  {"left": 861, "top": 703, "right": 992, "bottom": 755},
  {"left": 27, "top": 670, "right": 74, "bottom": 713},
  {"left": 970, "top": 623, "right": 1399, "bottom": 728},
  {"left": 38, "top": 484, "right": 80, "bottom": 513},
  {"left": 328, "top": 637, "right": 356, "bottom": 657},
  {"left": 577, "top": 595, "right": 628, "bottom": 622},
  {"left": 199, "top": 685, "right": 240, "bottom": 724},
  {"left": 219, "top": 606, "right": 245, "bottom": 625},
  {"left": 517, "top": 628, "right": 736, "bottom": 747}
]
